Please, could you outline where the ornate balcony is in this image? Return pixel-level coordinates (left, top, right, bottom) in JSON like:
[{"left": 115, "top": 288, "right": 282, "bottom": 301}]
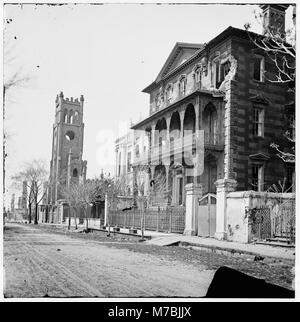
[{"left": 133, "top": 132, "right": 224, "bottom": 168}]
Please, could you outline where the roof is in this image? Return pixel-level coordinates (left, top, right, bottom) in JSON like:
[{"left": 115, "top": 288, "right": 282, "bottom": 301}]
[
  {"left": 155, "top": 42, "right": 204, "bottom": 82},
  {"left": 142, "top": 26, "right": 263, "bottom": 93}
]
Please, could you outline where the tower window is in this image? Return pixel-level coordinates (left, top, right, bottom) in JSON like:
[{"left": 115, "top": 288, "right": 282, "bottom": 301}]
[
  {"left": 65, "top": 130, "right": 75, "bottom": 141},
  {"left": 63, "top": 109, "right": 68, "bottom": 123},
  {"left": 73, "top": 169, "right": 78, "bottom": 177},
  {"left": 74, "top": 111, "right": 79, "bottom": 123}
]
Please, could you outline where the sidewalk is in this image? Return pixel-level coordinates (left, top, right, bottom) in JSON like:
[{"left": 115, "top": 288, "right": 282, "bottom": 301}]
[
  {"left": 37, "top": 222, "right": 295, "bottom": 262},
  {"left": 145, "top": 234, "right": 295, "bottom": 262}
]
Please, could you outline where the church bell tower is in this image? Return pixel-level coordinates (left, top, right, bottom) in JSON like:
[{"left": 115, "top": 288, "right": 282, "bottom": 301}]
[{"left": 48, "top": 91, "right": 87, "bottom": 205}]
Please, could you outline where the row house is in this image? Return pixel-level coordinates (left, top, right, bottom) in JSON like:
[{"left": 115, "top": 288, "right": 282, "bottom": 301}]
[{"left": 130, "top": 4, "right": 295, "bottom": 209}]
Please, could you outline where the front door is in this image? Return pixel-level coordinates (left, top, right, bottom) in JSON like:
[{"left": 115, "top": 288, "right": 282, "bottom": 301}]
[{"left": 198, "top": 193, "right": 216, "bottom": 237}]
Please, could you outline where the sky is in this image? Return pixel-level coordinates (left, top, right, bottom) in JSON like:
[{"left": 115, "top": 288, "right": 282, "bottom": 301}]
[{"left": 2, "top": 1, "right": 295, "bottom": 207}]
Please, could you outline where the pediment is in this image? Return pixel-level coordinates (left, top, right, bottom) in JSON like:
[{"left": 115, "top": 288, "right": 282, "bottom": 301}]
[
  {"left": 156, "top": 42, "right": 203, "bottom": 82},
  {"left": 249, "top": 153, "right": 270, "bottom": 161},
  {"left": 249, "top": 93, "right": 270, "bottom": 105}
]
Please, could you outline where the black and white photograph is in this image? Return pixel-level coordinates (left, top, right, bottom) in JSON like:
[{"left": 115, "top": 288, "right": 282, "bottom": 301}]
[{"left": 1, "top": 0, "right": 297, "bottom": 302}]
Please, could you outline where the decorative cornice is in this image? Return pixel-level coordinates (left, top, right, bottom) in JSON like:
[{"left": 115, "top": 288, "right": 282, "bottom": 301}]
[
  {"left": 249, "top": 153, "right": 270, "bottom": 161},
  {"left": 249, "top": 94, "right": 270, "bottom": 105}
]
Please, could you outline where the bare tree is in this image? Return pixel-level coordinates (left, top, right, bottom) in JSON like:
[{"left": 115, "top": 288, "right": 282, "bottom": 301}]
[
  {"left": 61, "top": 183, "right": 81, "bottom": 230},
  {"left": 11, "top": 159, "right": 48, "bottom": 224},
  {"left": 74, "top": 180, "right": 100, "bottom": 231},
  {"left": 245, "top": 6, "right": 295, "bottom": 163}
]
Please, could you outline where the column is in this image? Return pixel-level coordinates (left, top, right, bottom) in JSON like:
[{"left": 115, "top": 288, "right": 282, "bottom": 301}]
[
  {"left": 151, "top": 123, "right": 156, "bottom": 149},
  {"left": 164, "top": 115, "right": 171, "bottom": 168},
  {"left": 151, "top": 123, "right": 156, "bottom": 165},
  {"left": 179, "top": 109, "right": 186, "bottom": 205},
  {"left": 165, "top": 165, "right": 170, "bottom": 205},
  {"left": 172, "top": 169, "right": 176, "bottom": 205},
  {"left": 194, "top": 98, "right": 200, "bottom": 185},
  {"left": 215, "top": 178, "right": 237, "bottom": 240},
  {"left": 184, "top": 183, "right": 202, "bottom": 236},
  {"left": 195, "top": 97, "right": 200, "bottom": 132},
  {"left": 104, "top": 193, "right": 108, "bottom": 226}
]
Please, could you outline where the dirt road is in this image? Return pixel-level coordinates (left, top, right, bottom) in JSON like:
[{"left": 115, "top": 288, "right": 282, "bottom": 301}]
[{"left": 4, "top": 223, "right": 215, "bottom": 298}]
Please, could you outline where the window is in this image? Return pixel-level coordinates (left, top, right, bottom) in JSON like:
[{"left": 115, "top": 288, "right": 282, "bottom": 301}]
[
  {"left": 253, "top": 107, "right": 264, "bottom": 137},
  {"left": 74, "top": 111, "right": 79, "bottom": 123},
  {"left": 214, "top": 60, "right": 231, "bottom": 88},
  {"left": 194, "top": 68, "right": 201, "bottom": 83},
  {"left": 179, "top": 76, "right": 186, "bottom": 96},
  {"left": 127, "top": 152, "right": 132, "bottom": 172},
  {"left": 73, "top": 169, "right": 78, "bottom": 177},
  {"left": 220, "top": 60, "right": 231, "bottom": 83},
  {"left": 287, "top": 113, "right": 295, "bottom": 140},
  {"left": 214, "top": 61, "right": 220, "bottom": 88},
  {"left": 118, "top": 152, "right": 121, "bottom": 176},
  {"left": 286, "top": 167, "right": 295, "bottom": 192},
  {"left": 252, "top": 164, "right": 264, "bottom": 191},
  {"left": 63, "top": 109, "right": 68, "bottom": 123},
  {"left": 135, "top": 144, "right": 140, "bottom": 158},
  {"left": 165, "top": 84, "right": 173, "bottom": 102},
  {"left": 253, "top": 56, "right": 264, "bottom": 82}
]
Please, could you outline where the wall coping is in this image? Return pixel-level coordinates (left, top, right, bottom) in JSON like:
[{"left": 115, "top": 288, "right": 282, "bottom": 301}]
[{"left": 227, "top": 190, "right": 295, "bottom": 200}]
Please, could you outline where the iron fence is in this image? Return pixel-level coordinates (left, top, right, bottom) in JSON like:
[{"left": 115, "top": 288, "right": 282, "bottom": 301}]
[
  {"left": 272, "top": 202, "right": 295, "bottom": 243},
  {"left": 251, "top": 207, "right": 272, "bottom": 240},
  {"left": 251, "top": 201, "right": 295, "bottom": 244},
  {"left": 108, "top": 206, "right": 186, "bottom": 234}
]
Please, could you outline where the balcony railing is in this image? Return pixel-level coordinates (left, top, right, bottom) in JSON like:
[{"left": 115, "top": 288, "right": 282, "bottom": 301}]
[{"left": 132, "top": 133, "right": 224, "bottom": 167}]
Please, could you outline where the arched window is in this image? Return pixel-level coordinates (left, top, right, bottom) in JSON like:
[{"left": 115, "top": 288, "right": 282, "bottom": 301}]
[
  {"left": 68, "top": 110, "right": 74, "bottom": 124},
  {"left": 73, "top": 168, "right": 78, "bottom": 177},
  {"left": 194, "top": 67, "right": 201, "bottom": 83},
  {"left": 165, "top": 84, "right": 173, "bottom": 102},
  {"left": 74, "top": 111, "right": 79, "bottom": 123},
  {"left": 63, "top": 109, "right": 68, "bottom": 123},
  {"left": 179, "top": 76, "right": 186, "bottom": 96}
]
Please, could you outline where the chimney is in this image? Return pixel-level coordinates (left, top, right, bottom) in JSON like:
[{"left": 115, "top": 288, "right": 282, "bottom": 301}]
[{"left": 260, "top": 4, "right": 289, "bottom": 39}]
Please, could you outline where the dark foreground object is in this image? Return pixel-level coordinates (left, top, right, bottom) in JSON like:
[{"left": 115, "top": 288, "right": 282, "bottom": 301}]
[{"left": 205, "top": 266, "right": 294, "bottom": 298}]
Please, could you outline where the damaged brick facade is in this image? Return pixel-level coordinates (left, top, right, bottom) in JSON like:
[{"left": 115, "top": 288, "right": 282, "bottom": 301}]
[{"left": 130, "top": 5, "right": 295, "bottom": 208}]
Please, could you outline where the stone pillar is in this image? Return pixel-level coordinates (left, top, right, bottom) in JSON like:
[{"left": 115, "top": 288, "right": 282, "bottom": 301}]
[
  {"left": 104, "top": 193, "right": 108, "bottom": 226},
  {"left": 184, "top": 183, "right": 202, "bottom": 236},
  {"left": 215, "top": 178, "right": 237, "bottom": 240}
]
